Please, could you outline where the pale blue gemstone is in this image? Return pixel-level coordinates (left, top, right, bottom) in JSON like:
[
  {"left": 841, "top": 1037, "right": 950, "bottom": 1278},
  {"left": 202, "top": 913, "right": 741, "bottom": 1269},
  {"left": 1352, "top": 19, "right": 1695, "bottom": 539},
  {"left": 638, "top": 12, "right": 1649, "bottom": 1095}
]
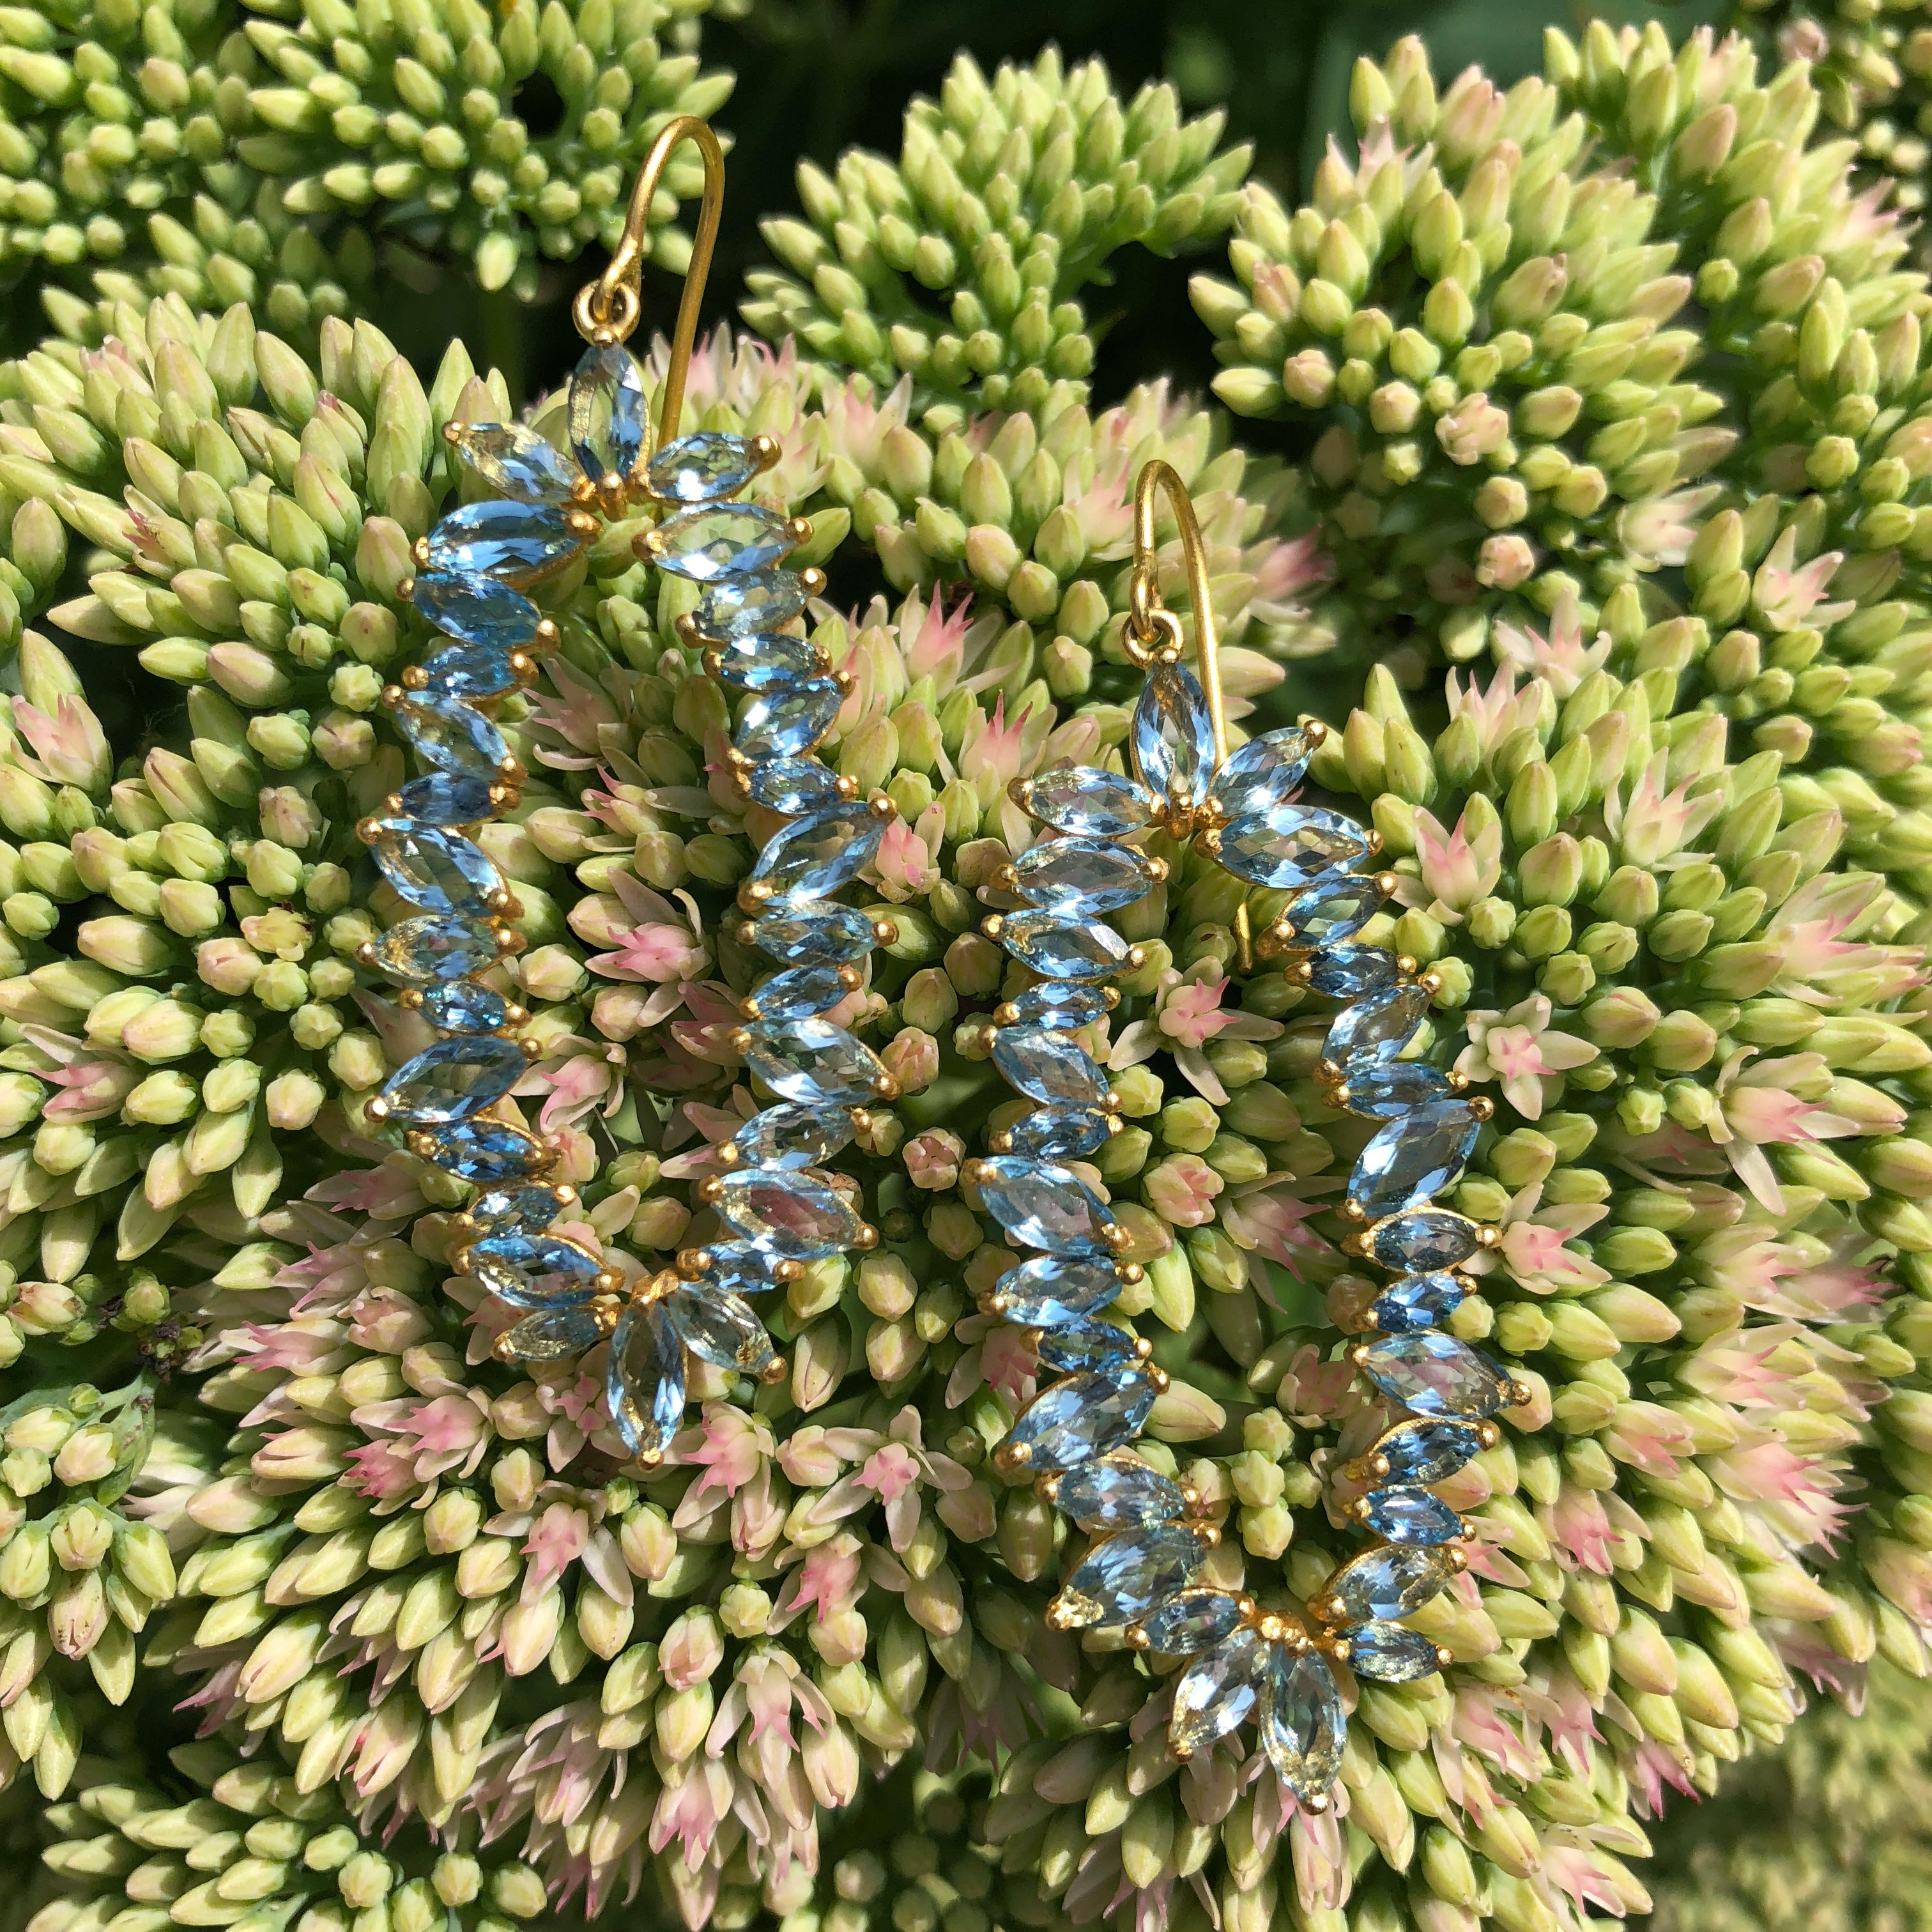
[
  {"left": 736, "top": 676, "right": 843, "bottom": 759},
  {"left": 733, "top": 1103, "right": 854, "bottom": 1172},
  {"left": 411, "top": 568, "right": 541, "bottom": 649},
  {"left": 1006, "top": 983, "right": 1108, "bottom": 1029},
  {"left": 1009, "top": 837, "right": 1153, "bottom": 915},
  {"left": 647, "top": 431, "right": 759, "bottom": 504},
  {"left": 753, "top": 965, "right": 849, "bottom": 1022},
  {"left": 1054, "top": 1522, "right": 1207, "bottom": 1629},
  {"left": 1367, "top": 1416, "right": 1488, "bottom": 1485},
  {"left": 468, "top": 1231, "right": 602, "bottom": 1308},
  {"left": 1360, "top": 1331, "right": 1518, "bottom": 1419},
  {"left": 367, "top": 818, "right": 502, "bottom": 916},
  {"left": 746, "top": 756, "right": 842, "bottom": 814},
  {"left": 1307, "top": 945, "right": 1399, "bottom": 998},
  {"left": 664, "top": 1285, "right": 776, "bottom": 1379},
  {"left": 1369, "top": 1271, "right": 1466, "bottom": 1334},
  {"left": 744, "top": 904, "right": 877, "bottom": 967},
  {"left": 498, "top": 1301, "right": 606, "bottom": 1361},
  {"left": 394, "top": 693, "right": 510, "bottom": 779},
  {"left": 697, "top": 567, "right": 810, "bottom": 639},
  {"left": 1340, "top": 1060, "right": 1453, "bottom": 1117},
  {"left": 700, "top": 1241, "right": 785, "bottom": 1296},
  {"left": 654, "top": 504, "right": 795, "bottom": 581},
  {"left": 974, "top": 1155, "right": 1116, "bottom": 1255},
  {"left": 1360, "top": 1486, "right": 1464, "bottom": 1546},
  {"left": 1326, "top": 982, "right": 1430, "bottom": 1071},
  {"left": 1056, "top": 1454, "right": 1186, "bottom": 1532},
  {"left": 395, "top": 774, "right": 496, "bottom": 827},
  {"left": 422, "top": 980, "right": 512, "bottom": 1034},
  {"left": 1023, "top": 765, "right": 1152, "bottom": 839},
  {"left": 1345, "top": 1621, "right": 1445, "bottom": 1683},
  {"left": 465, "top": 1185, "right": 564, "bottom": 1236},
  {"left": 740, "top": 1018, "right": 885, "bottom": 1105},
  {"left": 1002, "top": 1369, "right": 1156, "bottom": 1472},
  {"left": 608, "top": 1301, "right": 686, "bottom": 1459},
  {"left": 445, "top": 421, "right": 578, "bottom": 502},
  {"left": 415, "top": 1119, "right": 548, "bottom": 1184},
  {"left": 368, "top": 913, "right": 500, "bottom": 986},
  {"left": 749, "top": 804, "right": 882, "bottom": 904},
  {"left": 1131, "top": 663, "right": 1215, "bottom": 807},
  {"left": 1282, "top": 873, "right": 1386, "bottom": 948},
  {"left": 1138, "top": 1588, "right": 1244, "bottom": 1655},
  {"left": 423, "top": 498, "right": 581, "bottom": 583},
  {"left": 421, "top": 637, "right": 521, "bottom": 700},
  {"left": 1348, "top": 1100, "right": 1480, "bottom": 1221},
  {"left": 998, "top": 910, "right": 1131, "bottom": 981},
  {"left": 991, "top": 1254, "right": 1121, "bottom": 1328},
  {"left": 1036, "top": 1321, "right": 1142, "bottom": 1376},
  {"left": 1365, "top": 1208, "right": 1483, "bottom": 1273},
  {"left": 1262, "top": 1648, "right": 1346, "bottom": 1800},
  {"left": 991, "top": 1027, "right": 1108, "bottom": 1107},
  {"left": 378, "top": 1035, "right": 525, "bottom": 1124},
  {"left": 713, "top": 1168, "right": 861, "bottom": 1259},
  {"left": 1211, "top": 725, "right": 1313, "bottom": 819},
  {"left": 1006, "top": 1103, "right": 1112, "bottom": 1160},
  {"left": 568, "top": 342, "right": 648, "bottom": 483},
  {"left": 709, "top": 631, "right": 824, "bottom": 691},
  {"left": 1170, "top": 1627, "right": 1268, "bottom": 1754},
  {"left": 1216, "top": 804, "right": 1370, "bottom": 891},
  {"left": 1323, "top": 1544, "right": 1455, "bottom": 1624}
]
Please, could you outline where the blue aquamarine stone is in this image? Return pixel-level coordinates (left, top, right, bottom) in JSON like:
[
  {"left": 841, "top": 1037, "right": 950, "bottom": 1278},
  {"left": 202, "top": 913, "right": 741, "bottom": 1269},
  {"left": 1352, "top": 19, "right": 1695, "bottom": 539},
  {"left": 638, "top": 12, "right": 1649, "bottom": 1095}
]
[
  {"left": 568, "top": 342, "right": 648, "bottom": 483},
  {"left": 744, "top": 903, "right": 877, "bottom": 968},
  {"left": 1023, "top": 765, "right": 1153, "bottom": 838},
  {"left": 1000, "top": 1369, "right": 1156, "bottom": 1473},
  {"left": 1056, "top": 1454, "right": 1186, "bottom": 1532},
  {"left": 464, "top": 1185, "right": 564, "bottom": 1236},
  {"left": 367, "top": 818, "right": 502, "bottom": 917},
  {"left": 1326, "top": 982, "right": 1430, "bottom": 1071},
  {"left": 749, "top": 804, "right": 883, "bottom": 904},
  {"left": 1340, "top": 1059, "right": 1454, "bottom": 1117},
  {"left": 1138, "top": 1588, "right": 1245, "bottom": 1655},
  {"left": 1054, "top": 1522, "right": 1208, "bottom": 1629},
  {"left": 991, "top": 1027, "right": 1108, "bottom": 1108},
  {"left": 422, "top": 980, "right": 513, "bottom": 1033},
  {"left": 498, "top": 1301, "right": 606, "bottom": 1361},
  {"left": 745, "top": 756, "right": 843, "bottom": 814},
  {"left": 368, "top": 913, "right": 500, "bottom": 986},
  {"left": 974, "top": 1155, "right": 1116, "bottom": 1255},
  {"left": 1216, "top": 804, "right": 1371, "bottom": 891},
  {"left": 445, "top": 422, "right": 579, "bottom": 502},
  {"left": 1210, "top": 725, "right": 1313, "bottom": 819},
  {"left": 1348, "top": 1100, "right": 1481, "bottom": 1221},
  {"left": 468, "top": 1231, "right": 602, "bottom": 1308},
  {"left": 1006, "top": 1103, "right": 1113, "bottom": 1160},
  {"left": 990, "top": 1254, "right": 1121, "bottom": 1328},
  {"left": 1360, "top": 1331, "right": 1519, "bottom": 1419},
  {"left": 1360, "top": 1485, "right": 1464, "bottom": 1546},
  {"left": 1170, "top": 1627, "right": 1268, "bottom": 1754},
  {"left": 1307, "top": 945, "right": 1399, "bottom": 998},
  {"left": 1131, "top": 662, "right": 1215, "bottom": 806},
  {"left": 752, "top": 965, "right": 850, "bottom": 1022},
  {"left": 424, "top": 499, "right": 581, "bottom": 583},
  {"left": 735, "top": 676, "right": 843, "bottom": 760},
  {"left": 733, "top": 1103, "right": 855, "bottom": 1171},
  {"left": 1282, "top": 873, "right": 1386, "bottom": 948},
  {"left": 699, "top": 1241, "right": 785, "bottom": 1296},
  {"left": 411, "top": 569, "right": 542, "bottom": 650},
  {"left": 1036, "top": 1321, "right": 1142, "bottom": 1376},
  {"left": 1365, "top": 1208, "right": 1484, "bottom": 1273},
  {"left": 1368, "top": 1271, "right": 1466, "bottom": 1334},
  {"left": 696, "top": 567, "right": 810, "bottom": 639},
  {"left": 653, "top": 504, "right": 795, "bottom": 581},
  {"left": 740, "top": 1018, "right": 886, "bottom": 1106},
  {"left": 664, "top": 1285, "right": 776, "bottom": 1378},
  {"left": 395, "top": 774, "right": 496, "bottom": 827},
  {"left": 1367, "top": 1416, "right": 1488, "bottom": 1485},
  {"left": 1009, "top": 836, "right": 1154, "bottom": 916},
  {"left": 394, "top": 693, "right": 510, "bottom": 779},
  {"left": 998, "top": 910, "right": 1132, "bottom": 982},
  {"left": 415, "top": 1119, "right": 549, "bottom": 1184},
  {"left": 647, "top": 431, "right": 760, "bottom": 504},
  {"left": 1344, "top": 1621, "right": 1445, "bottom": 1683},
  {"left": 421, "top": 637, "right": 521, "bottom": 700},
  {"left": 1262, "top": 1648, "right": 1346, "bottom": 1800},
  {"left": 378, "top": 1035, "right": 525, "bottom": 1124},
  {"left": 713, "top": 1167, "right": 861, "bottom": 1259},
  {"left": 1322, "top": 1544, "right": 1455, "bottom": 1625},
  {"left": 1004, "top": 983, "right": 1108, "bottom": 1029},
  {"left": 708, "top": 631, "right": 825, "bottom": 691},
  {"left": 608, "top": 1301, "right": 686, "bottom": 1460}
]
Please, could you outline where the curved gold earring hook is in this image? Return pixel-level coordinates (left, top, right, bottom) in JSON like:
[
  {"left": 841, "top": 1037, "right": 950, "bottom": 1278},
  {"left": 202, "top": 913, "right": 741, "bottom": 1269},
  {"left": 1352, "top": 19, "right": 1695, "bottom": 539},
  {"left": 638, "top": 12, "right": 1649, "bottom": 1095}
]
[{"left": 573, "top": 114, "right": 725, "bottom": 452}]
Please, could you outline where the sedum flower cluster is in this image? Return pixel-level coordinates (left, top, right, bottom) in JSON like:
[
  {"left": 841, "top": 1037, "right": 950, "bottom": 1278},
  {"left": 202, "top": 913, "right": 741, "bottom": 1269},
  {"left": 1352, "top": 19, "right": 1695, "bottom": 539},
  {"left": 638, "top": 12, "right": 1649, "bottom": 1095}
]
[{"left": 0, "top": 32, "right": 1924, "bottom": 1932}]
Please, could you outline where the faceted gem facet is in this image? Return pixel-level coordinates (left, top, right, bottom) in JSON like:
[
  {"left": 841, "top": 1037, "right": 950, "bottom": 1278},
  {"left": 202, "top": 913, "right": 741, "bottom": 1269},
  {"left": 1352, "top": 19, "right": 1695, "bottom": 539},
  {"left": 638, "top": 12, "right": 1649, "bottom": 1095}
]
[
  {"left": 647, "top": 431, "right": 759, "bottom": 504},
  {"left": 696, "top": 567, "right": 810, "bottom": 638},
  {"left": 745, "top": 904, "right": 878, "bottom": 968},
  {"left": 411, "top": 568, "right": 541, "bottom": 650},
  {"left": 1211, "top": 725, "right": 1313, "bottom": 818},
  {"left": 1345, "top": 1621, "right": 1445, "bottom": 1683},
  {"left": 1364, "top": 1208, "right": 1485, "bottom": 1273},
  {"left": 974, "top": 1156, "right": 1116, "bottom": 1255},
  {"left": 1262, "top": 1648, "right": 1346, "bottom": 1799},
  {"left": 745, "top": 756, "right": 843, "bottom": 814},
  {"left": 991, "top": 1255, "right": 1121, "bottom": 1328},
  {"left": 699, "top": 1241, "right": 784, "bottom": 1298},
  {"left": 446, "top": 421, "right": 578, "bottom": 502},
  {"left": 713, "top": 1169, "right": 861, "bottom": 1259},
  {"left": 1023, "top": 765, "right": 1152, "bottom": 839},
  {"left": 1053, "top": 1523, "right": 1208, "bottom": 1629},
  {"left": 1036, "top": 1321, "right": 1142, "bottom": 1376},
  {"left": 709, "top": 631, "right": 824, "bottom": 691},
  {"left": 498, "top": 1301, "right": 606, "bottom": 1361},
  {"left": 1347, "top": 1101, "right": 1481, "bottom": 1221},
  {"left": 749, "top": 804, "right": 882, "bottom": 904},
  {"left": 653, "top": 504, "right": 794, "bottom": 581},
  {"left": 1323, "top": 1544, "right": 1455, "bottom": 1624},
  {"left": 1366, "top": 1416, "right": 1488, "bottom": 1485},
  {"left": 1216, "top": 804, "right": 1370, "bottom": 891},
  {"left": 990, "top": 1027, "right": 1108, "bottom": 1108},
  {"left": 1360, "top": 1485, "right": 1464, "bottom": 1545},
  {"left": 424, "top": 499, "right": 580, "bottom": 583},
  {"left": 733, "top": 1103, "right": 855, "bottom": 1172},
  {"left": 740, "top": 1018, "right": 886, "bottom": 1105},
  {"left": 567, "top": 342, "right": 648, "bottom": 482},
  {"left": 422, "top": 980, "right": 512, "bottom": 1034},
  {"left": 1340, "top": 1060, "right": 1454, "bottom": 1117},
  {"left": 1307, "top": 944, "right": 1399, "bottom": 998},
  {"left": 1131, "top": 663, "right": 1215, "bottom": 806},
  {"left": 1001, "top": 1370, "right": 1156, "bottom": 1473},
  {"left": 1360, "top": 1331, "right": 1519, "bottom": 1418},
  {"left": 1170, "top": 1627, "right": 1268, "bottom": 1755},
  {"left": 1004, "top": 983, "right": 1108, "bottom": 1028},
  {"left": 394, "top": 693, "right": 510, "bottom": 779},
  {"left": 368, "top": 914, "right": 500, "bottom": 986},
  {"left": 1282, "top": 874, "right": 1386, "bottom": 948},
  {"left": 1138, "top": 1588, "right": 1245, "bottom": 1655},
  {"left": 1006, "top": 1103, "right": 1112, "bottom": 1160},
  {"left": 1369, "top": 1271, "right": 1466, "bottom": 1334},
  {"left": 735, "top": 676, "right": 843, "bottom": 760},
  {"left": 998, "top": 911, "right": 1131, "bottom": 982},
  {"left": 751, "top": 965, "right": 849, "bottom": 1022},
  {"left": 422, "top": 637, "right": 521, "bottom": 700},
  {"left": 415, "top": 1119, "right": 548, "bottom": 1183},
  {"left": 1009, "top": 836, "right": 1154, "bottom": 915},
  {"left": 608, "top": 1301, "right": 685, "bottom": 1460},
  {"left": 468, "top": 1232, "right": 602, "bottom": 1307},
  {"left": 464, "top": 1185, "right": 563, "bottom": 1236},
  {"left": 367, "top": 819, "right": 502, "bottom": 916},
  {"left": 378, "top": 1036, "right": 524, "bottom": 1124},
  {"left": 665, "top": 1287, "right": 776, "bottom": 1378},
  {"left": 1326, "top": 982, "right": 1430, "bottom": 1070},
  {"left": 395, "top": 774, "right": 496, "bottom": 827},
  {"left": 1056, "top": 1454, "right": 1186, "bottom": 1532}
]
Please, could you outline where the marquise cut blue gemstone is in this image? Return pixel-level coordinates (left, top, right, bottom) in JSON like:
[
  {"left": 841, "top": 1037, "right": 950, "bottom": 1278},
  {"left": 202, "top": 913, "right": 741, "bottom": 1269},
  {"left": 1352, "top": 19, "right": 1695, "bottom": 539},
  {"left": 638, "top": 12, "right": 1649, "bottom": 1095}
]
[
  {"left": 1006, "top": 1103, "right": 1112, "bottom": 1160},
  {"left": 654, "top": 504, "right": 795, "bottom": 581},
  {"left": 1009, "top": 836, "right": 1153, "bottom": 916},
  {"left": 998, "top": 911, "right": 1132, "bottom": 981},
  {"left": 697, "top": 567, "right": 810, "bottom": 639},
  {"left": 1345, "top": 1621, "right": 1445, "bottom": 1684},
  {"left": 498, "top": 1301, "right": 606, "bottom": 1362},
  {"left": 422, "top": 980, "right": 513, "bottom": 1034},
  {"left": 1005, "top": 983, "right": 1108, "bottom": 1028},
  {"left": 753, "top": 965, "right": 850, "bottom": 1022},
  {"left": 749, "top": 804, "right": 882, "bottom": 904},
  {"left": 709, "top": 631, "right": 824, "bottom": 691},
  {"left": 368, "top": 913, "right": 500, "bottom": 986},
  {"left": 415, "top": 1119, "right": 548, "bottom": 1183},
  {"left": 445, "top": 421, "right": 578, "bottom": 502},
  {"left": 411, "top": 568, "right": 541, "bottom": 650},
  {"left": 1210, "top": 725, "right": 1312, "bottom": 819},
  {"left": 1326, "top": 982, "right": 1430, "bottom": 1071},
  {"left": 1132, "top": 662, "right": 1215, "bottom": 807},
  {"left": 1307, "top": 944, "right": 1399, "bottom": 998},
  {"left": 1282, "top": 873, "right": 1386, "bottom": 948},
  {"left": 1340, "top": 1059, "right": 1454, "bottom": 1117},
  {"left": 744, "top": 904, "right": 877, "bottom": 968},
  {"left": 1360, "top": 1331, "right": 1519, "bottom": 1419},
  {"left": 735, "top": 676, "right": 843, "bottom": 759},
  {"left": 395, "top": 774, "right": 496, "bottom": 827},
  {"left": 1369, "top": 1271, "right": 1466, "bottom": 1334},
  {"left": 608, "top": 1301, "right": 685, "bottom": 1460},
  {"left": 424, "top": 499, "right": 581, "bottom": 583},
  {"left": 746, "top": 756, "right": 843, "bottom": 814},
  {"left": 664, "top": 1285, "right": 776, "bottom": 1379},
  {"left": 1360, "top": 1486, "right": 1464, "bottom": 1546},
  {"left": 465, "top": 1185, "right": 563, "bottom": 1236},
  {"left": 378, "top": 1035, "right": 525, "bottom": 1124},
  {"left": 733, "top": 1103, "right": 855, "bottom": 1172},
  {"left": 1023, "top": 765, "right": 1152, "bottom": 838},
  {"left": 740, "top": 1018, "right": 885, "bottom": 1105},
  {"left": 974, "top": 1156, "right": 1116, "bottom": 1255},
  {"left": 1056, "top": 1454, "right": 1186, "bottom": 1533},
  {"left": 1138, "top": 1588, "right": 1245, "bottom": 1655},
  {"left": 647, "top": 431, "right": 759, "bottom": 504},
  {"left": 1055, "top": 1522, "right": 1207, "bottom": 1629},
  {"left": 991, "top": 1254, "right": 1121, "bottom": 1328},
  {"left": 1216, "top": 804, "right": 1371, "bottom": 891},
  {"left": 568, "top": 342, "right": 648, "bottom": 483},
  {"left": 1365, "top": 1208, "right": 1483, "bottom": 1273},
  {"left": 394, "top": 693, "right": 510, "bottom": 779},
  {"left": 1262, "top": 1648, "right": 1346, "bottom": 1800},
  {"left": 1170, "top": 1627, "right": 1268, "bottom": 1755},
  {"left": 1001, "top": 1370, "right": 1155, "bottom": 1472},
  {"left": 713, "top": 1168, "right": 861, "bottom": 1259},
  {"left": 367, "top": 818, "right": 502, "bottom": 916},
  {"left": 1368, "top": 1416, "right": 1488, "bottom": 1485},
  {"left": 1036, "top": 1321, "right": 1142, "bottom": 1376},
  {"left": 990, "top": 1027, "right": 1108, "bottom": 1108},
  {"left": 1324, "top": 1544, "right": 1455, "bottom": 1625},
  {"left": 1348, "top": 1100, "right": 1481, "bottom": 1221},
  {"left": 421, "top": 637, "right": 521, "bottom": 700},
  {"left": 699, "top": 1241, "right": 785, "bottom": 1297},
  {"left": 468, "top": 1231, "right": 602, "bottom": 1308}
]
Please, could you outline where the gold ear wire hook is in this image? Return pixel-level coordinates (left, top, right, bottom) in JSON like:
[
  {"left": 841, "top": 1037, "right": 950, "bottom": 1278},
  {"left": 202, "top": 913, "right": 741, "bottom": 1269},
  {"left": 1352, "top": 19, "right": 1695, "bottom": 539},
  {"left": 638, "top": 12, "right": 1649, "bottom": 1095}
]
[
  {"left": 573, "top": 114, "right": 725, "bottom": 454},
  {"left": 1128, "top": 458, "right": 1252, "bottom": 971}
]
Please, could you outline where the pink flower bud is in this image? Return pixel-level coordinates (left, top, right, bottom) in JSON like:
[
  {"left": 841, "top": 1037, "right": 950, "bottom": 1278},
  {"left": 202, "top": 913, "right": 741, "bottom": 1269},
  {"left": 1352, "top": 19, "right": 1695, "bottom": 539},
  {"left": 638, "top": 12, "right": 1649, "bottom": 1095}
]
[
  {"left": 880, "top": 1027, "right": 939, "bottom": 1094},
  {"left": 902, "top": 1128, "right": 963, "bottom": 1191}
]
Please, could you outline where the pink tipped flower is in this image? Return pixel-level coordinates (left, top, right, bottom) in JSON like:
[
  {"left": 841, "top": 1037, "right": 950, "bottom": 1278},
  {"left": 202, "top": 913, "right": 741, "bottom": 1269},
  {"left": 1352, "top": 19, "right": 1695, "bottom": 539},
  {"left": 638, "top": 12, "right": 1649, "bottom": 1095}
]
[
  {"left": 11, "top": 694, "right": 110, "bottom": 790},
  {"left": 1409, "top": 804, "right": 1503, "bottom": 921},
  {"left": 873, "top": 809, "right": 941, "bottom": 901},
  {"left": 43, "top": 1054, "right": 137, "bottom": 1122},
  {"left": 592, "top": 921, "right": 707, "bottom": 983},
  {"left": 900, "top": 583, "right": 975, "bottom": 686},
  {"left": 1158, "top": 975, "right": 1236, "bottom": 1050},
  {"left": 880, "top": 1027, "right": 939, "bottom": 1094},
  {"left": 1434, "top": 392, "right": 1510, "bottom": 465},
  {"left": 1752, "top": 525, "right": 1856, "bottom": 633},
  {"left": 1710, "top": 1048, "right": 1860, "bottom": 1213},
  {"left": 678, "top": 1407, "right": 774, "bottom": 1503},
  {"left": 903, "top": 1128, "right": 965, "bottom": 1191},
  {"left": 1144, "top": 1153, "right": 1224, "bottom": 1227},
  {"left": 1604, "top": 751, "right": 1724, "bottom": 869},
  {"left": 1491, "top": 592, "right": 1612, "bottom": 698},
  {"left": 521, "top": 1499, "right": 592, "bottom": 1600},
  {"left": 1456, "top": 994, "right": 1599, "bottom": 1121},
  {"left": 960, "top": 693, "right": 1048, "bottom": 795}
]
